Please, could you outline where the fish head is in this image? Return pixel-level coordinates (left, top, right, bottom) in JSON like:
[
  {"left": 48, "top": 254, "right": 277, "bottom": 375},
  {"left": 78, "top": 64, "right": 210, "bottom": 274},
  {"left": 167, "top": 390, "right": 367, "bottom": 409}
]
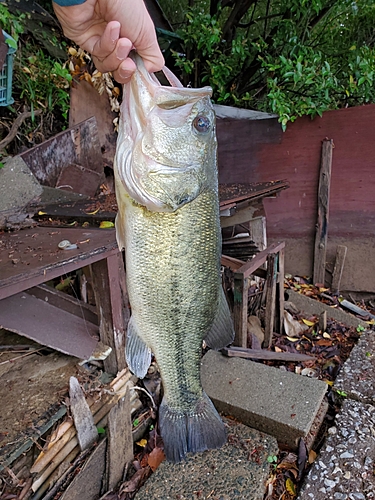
[{"left": 115, "top": 54, "right": 217, "bottom": 212}]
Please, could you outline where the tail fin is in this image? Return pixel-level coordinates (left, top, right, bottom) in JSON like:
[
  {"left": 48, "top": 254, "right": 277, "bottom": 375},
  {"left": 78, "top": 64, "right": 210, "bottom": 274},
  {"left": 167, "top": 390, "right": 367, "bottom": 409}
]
[{"left": 159, "top": 392, "right": 226, "bottom": 463}]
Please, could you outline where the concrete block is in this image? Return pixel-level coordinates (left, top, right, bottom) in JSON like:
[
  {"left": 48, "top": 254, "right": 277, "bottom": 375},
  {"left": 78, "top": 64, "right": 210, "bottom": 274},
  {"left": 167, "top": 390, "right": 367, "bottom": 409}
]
[
  {"left": 334, "top": 329, "right": 375, "bottom": 405},
  {"left": 201, "top": 350, "right": 327, "bottom": 449},
  {"left": 299, "top": 399, "right": 375, "bottom": 499},
  {"left": 286, "top": 289, "right": 368, "bottom": 330},
  {"left": 135, "top": 418, "right": 278, "bottom": 500},
  {"left": 0, "top": 156, "right": 42, "bottom": 213}
]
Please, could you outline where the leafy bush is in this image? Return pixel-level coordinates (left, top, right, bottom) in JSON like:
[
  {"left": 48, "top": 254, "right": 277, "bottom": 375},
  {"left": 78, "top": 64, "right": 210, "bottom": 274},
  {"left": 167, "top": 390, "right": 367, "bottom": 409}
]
[{"left": 164, "top": 0, "right": 375, "bottom": 129}]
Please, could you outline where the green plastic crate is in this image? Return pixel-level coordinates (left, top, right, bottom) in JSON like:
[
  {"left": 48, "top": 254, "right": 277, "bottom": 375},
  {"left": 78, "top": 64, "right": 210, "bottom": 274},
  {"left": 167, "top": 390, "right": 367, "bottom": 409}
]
[{"left": 0, "top": 31, "right": 16, "bottom": 106}]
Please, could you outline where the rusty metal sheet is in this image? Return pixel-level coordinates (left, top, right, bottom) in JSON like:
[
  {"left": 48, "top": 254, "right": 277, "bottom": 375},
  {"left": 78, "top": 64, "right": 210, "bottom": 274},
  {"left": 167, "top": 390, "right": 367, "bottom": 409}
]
[
  {"left": 56, "top": 163, "right": 103, "bottom": 197},
  {"left": 20, "top": 117, "right": 104, "bottom": 188},
  {"left": 0, "top": 227, "right": 119, "bottom": 300},
  {"left": 219, "top": 181, "right": 289, "bottom": 207},
  {"left": 0, "top": 292, "right": 98, "bottom": 359}
]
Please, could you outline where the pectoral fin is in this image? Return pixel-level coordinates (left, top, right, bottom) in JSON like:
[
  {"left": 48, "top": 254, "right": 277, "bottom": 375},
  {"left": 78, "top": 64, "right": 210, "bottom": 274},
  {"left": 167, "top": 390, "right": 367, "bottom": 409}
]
[
  {"left": 125, "top": 317, "right": 151, "bottom": 378},
  {"left": 204, "top": 287, "right": 235, "bottom": 349}
]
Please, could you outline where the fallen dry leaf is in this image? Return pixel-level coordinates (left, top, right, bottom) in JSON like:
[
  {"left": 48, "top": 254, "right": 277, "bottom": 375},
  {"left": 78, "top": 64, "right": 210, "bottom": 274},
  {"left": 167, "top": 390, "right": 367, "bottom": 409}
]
[{"left": 148, "top": 447, "right": 166, "bottom": 471}]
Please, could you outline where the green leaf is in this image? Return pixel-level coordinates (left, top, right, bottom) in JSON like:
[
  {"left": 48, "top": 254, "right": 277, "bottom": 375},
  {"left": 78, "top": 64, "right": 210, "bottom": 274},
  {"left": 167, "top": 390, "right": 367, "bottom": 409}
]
[
  {"left": 358, "top": 76, "right": 366, "bottom": 86},
  {"left": 5, "top": 38, "right": 17, "bottom": 49},
  {"left": 97, "top": 427, "right": 106, "bottom": 434}
]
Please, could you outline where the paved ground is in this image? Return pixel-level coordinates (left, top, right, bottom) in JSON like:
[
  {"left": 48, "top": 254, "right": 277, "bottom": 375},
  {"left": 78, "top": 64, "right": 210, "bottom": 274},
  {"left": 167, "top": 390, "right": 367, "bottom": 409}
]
[
  {"left": 135, "top": 418, "right": 278, "bottom": 500},
  {"left": 298, "top": 328, "right": 375, "bottom": 499}
]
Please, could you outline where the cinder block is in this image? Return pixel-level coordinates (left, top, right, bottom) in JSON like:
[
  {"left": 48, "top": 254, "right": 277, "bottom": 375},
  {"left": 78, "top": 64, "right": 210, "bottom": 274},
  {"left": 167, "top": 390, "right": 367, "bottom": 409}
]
[{"left": 201, "top": 350, "right": 328, "bottom": 449}]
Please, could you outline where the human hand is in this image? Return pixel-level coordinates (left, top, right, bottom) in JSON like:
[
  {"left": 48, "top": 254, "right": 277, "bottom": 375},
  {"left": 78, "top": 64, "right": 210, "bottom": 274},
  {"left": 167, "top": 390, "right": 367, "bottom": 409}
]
[{"left": 53, "top": 0, "right": 164, "bottom": 83}]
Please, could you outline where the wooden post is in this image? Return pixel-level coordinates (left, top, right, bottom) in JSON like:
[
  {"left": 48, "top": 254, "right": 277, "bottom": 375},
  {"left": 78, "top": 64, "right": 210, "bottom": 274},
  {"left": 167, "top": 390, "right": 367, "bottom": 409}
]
[
  {"left": 331, "top": 245, "right": 347, "bottom": 294},
  {"left": 264, "top": 253, "right": 277, "bottom": 348},
  {"left": 233, "top": 273, "right": 248, "bottom": 348},
  {"left": 277, "top": 246, "right": 285, "bottom": 334},
  {"left": 91, "top": 252, "right": 128, "bottom": 374},
  {"left": 313, "top": 138, "right": 334, "bottom": 285}
]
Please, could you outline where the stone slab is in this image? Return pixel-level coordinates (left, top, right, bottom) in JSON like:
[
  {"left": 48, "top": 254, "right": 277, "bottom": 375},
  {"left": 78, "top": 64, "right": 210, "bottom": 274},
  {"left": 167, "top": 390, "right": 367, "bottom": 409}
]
[
  {"left": 334, "top": 329, "right": 375, "bottom": 405},
  {"left": 201, "top": 350, "right": 327, "bottom": 449},
  {"left": 298, "top": 399, "right": 375, "bottom": 500},
  {"left": 286, "top": 290, "right": 368, "bottom": 330},
  {"left": 135, "top": 418, "right": 278, "bottom": 500},
  {"left": 0, "top": 156, "right": 42, "bottom": 212}
]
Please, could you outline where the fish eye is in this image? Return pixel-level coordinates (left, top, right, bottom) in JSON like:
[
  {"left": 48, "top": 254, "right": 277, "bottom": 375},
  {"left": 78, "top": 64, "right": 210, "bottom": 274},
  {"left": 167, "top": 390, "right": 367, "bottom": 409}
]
[{"left": 192, "top": 115, "right": 211, "bottom": 134}]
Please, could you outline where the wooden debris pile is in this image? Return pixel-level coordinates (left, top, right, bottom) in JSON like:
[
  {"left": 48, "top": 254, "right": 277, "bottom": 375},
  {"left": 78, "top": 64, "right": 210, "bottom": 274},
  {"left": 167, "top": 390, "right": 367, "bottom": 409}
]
[{"left": 0, "top": 368, "right": 143, "bottom": 500}]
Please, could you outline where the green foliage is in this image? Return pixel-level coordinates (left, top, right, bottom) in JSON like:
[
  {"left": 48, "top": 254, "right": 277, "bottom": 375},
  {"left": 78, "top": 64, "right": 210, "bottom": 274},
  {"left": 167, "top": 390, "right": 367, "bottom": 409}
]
[
  {"left": 165, "top": 0, "right": 375, "bottom": 129},
  {"left": 15, "top": 47, "right": 72, "bottom": 120},
  {"left": 0, "top": 4, "right": 25, "bottom": 42},
  {"left": 0, "top": 3, "right": 71, "bottom": 126}
]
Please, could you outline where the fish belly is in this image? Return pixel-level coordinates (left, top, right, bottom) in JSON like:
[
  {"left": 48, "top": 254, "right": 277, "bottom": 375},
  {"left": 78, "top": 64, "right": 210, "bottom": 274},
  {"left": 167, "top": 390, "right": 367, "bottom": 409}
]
[{"left": 123, "top": 188, "right": 227, "bottom": 461}]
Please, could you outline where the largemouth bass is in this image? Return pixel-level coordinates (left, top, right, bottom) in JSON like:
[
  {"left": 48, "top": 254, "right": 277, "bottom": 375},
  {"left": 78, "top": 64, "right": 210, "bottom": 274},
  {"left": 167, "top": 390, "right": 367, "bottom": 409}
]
[{"left": 114, "top": 54, "right": 234, "bottom": 462}]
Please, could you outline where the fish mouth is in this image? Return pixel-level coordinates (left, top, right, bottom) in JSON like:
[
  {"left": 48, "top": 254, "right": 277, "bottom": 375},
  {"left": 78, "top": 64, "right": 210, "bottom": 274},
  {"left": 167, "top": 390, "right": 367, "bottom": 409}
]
[{"left": 133, "top": 52, "right": 213, "bottom": 104}]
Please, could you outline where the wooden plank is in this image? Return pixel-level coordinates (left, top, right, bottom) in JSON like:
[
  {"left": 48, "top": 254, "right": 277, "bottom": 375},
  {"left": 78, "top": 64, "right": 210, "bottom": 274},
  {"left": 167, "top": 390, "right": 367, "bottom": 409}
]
[
  {"left": 319, "top": 311, "right": 327, "bottom": 332},
  {"left": 221, "top": 347, "right": 315, "bottom": 362},
  {"left": 91, "top": 253, "right": 127, "bottom": 374},
  {"left": 106, "top": 388, "right": 134, "bottom": 491},
  {"left": 69, "top": 81, "right": 117, "bottom": 168},
  {"left": 20, "top": 117, "right": 103, "bottom": 187},
  {"left": 313, "top": 138, "right": 334, "bottom": 285},
  {"left": 277, "top": 246, "right": 285, "bottom": 334},
  {"left": 59, "top": 439, "right": 107, "bottom": 500},
  {"left": 0, "top": 227, "right": 119, "bottom": 300},
  {"left": 69, "top": 377, "right": 98, "bottom": 451},
  {"left": 220, "top": 203, "right": 263, "bottom": 228},
  {"left": 235, "top": 241, "right": 285, "bottom": 279},
  {"left": 249, "top": 216, "right": 267, "bottom": 251},
  {"left": 232, "top": 274, "right": 248, "bottom": 347},
  {"left": 331, "top": 245, "right": 347, "bottom": 294},
  {"left": 27, "top": 284, "right": 98, "bottom": 325},
  {"left": 221, "top": 254, "right": 245, "bottom": 271},
  {"left": 0, "top": 292, "right": 98, "bottom": 359},
  {"left": 263, "top": 253, "right": 277, "bottom": 347}
]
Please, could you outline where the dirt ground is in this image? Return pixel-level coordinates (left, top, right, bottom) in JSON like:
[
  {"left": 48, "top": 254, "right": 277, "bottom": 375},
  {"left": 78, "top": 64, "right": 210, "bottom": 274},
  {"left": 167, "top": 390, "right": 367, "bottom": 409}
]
[{"left": 0, "top": 329, "right": 78, "bottom": 448}]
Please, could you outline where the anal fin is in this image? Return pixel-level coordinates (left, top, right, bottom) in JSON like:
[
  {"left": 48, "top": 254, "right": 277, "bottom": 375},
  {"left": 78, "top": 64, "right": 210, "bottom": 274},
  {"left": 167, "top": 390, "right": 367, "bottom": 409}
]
[
  {"left": 204, "top": 286, "right": 235, "bottom": 349},
  {"left": 125, "top": 317, "right": 151, "bottom": 378}
]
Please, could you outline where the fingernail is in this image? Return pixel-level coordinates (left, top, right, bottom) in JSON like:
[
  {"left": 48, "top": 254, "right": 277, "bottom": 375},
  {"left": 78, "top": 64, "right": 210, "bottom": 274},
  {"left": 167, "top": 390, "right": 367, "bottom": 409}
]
[
  {"left": 117, "top": 44, "right": 130, "bottom": 60},
  {"left": 110, "top": 26, "right": 119, "bottom": 43},
  {"left": 119, "top": 66, "right": 132, "bottom": 81}
]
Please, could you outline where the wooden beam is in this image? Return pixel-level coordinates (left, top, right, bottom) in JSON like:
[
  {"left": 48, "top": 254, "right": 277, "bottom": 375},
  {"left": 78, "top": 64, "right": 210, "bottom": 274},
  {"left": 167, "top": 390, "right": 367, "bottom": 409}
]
[
  {"left": 233, "top": 274, "right": 248, "bottom": 348},
  {"left": 263, "top": 253, "right": 277, "bottom": 347},
  {"left": 236, "top": 241, "right": 285, "bottom": 279},
  {"left": 313, "top": 138, "right": 334, "bottom": 285},
  {"left": 277, "top": 246, "right": 285, "bottom": 334},
  {"left": 91, "top": 252, "right": 128, "bottom": 374},
  {"left": 221, "top": 347, "right": 315, "bottom": 362},
  {"left": 331, "top": 245, "right": 347, "bottom": 294}
]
